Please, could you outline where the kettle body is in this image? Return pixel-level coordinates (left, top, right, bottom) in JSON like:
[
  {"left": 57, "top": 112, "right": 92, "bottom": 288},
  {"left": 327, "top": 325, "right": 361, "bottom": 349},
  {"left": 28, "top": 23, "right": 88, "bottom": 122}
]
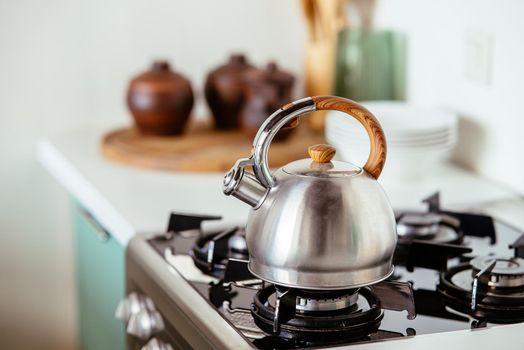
[{"left": 223, "top": 96, "right": 397, "bottom": 290}]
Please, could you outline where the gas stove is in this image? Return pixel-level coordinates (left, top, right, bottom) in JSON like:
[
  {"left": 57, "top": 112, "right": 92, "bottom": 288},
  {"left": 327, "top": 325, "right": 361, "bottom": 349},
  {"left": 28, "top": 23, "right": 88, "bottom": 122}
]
[{"left": 117, "top": 193, "right": 524, "bottom": 350}]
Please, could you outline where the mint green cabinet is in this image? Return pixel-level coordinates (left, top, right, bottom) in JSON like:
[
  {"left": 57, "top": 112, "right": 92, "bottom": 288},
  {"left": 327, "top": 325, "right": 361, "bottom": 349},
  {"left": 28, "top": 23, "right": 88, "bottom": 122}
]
[{"left": 73, "top": 202, "right": 125, "bottom": 350}]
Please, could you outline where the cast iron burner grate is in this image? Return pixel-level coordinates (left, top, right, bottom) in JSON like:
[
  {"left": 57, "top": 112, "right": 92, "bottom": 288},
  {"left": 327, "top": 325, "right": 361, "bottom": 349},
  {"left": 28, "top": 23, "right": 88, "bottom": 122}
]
[
  {"left": 395, "top": 192, "right": 496, "bottom": 246},
  {"left": 397, "top": 211, "right": 463, "bottom": 244},
  {"left": 437, "top": 256, "right": 524, "bottom": 323},
  {"left": 394, "top": 192, "right": 497, "bottom": 272},
  {"left": 251, "top": 285, "right": 384, "bottom": 344},
  {"left": 190, "top": 227, "right": 249, "bottom": 278},
  {"left": 214, "top": 259, "right": 416, "bottom": 345}
]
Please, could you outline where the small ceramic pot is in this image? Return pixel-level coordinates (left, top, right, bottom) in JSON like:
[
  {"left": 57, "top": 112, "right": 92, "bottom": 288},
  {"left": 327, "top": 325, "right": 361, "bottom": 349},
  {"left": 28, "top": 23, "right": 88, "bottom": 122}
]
[
  {"left": 240, "top": 62, "right": 295, "bottom": 141},
  {"left": 204, "top": 54, "right": 253, "bottom": 129},
  {"left": 127, "top": 61, "right": 194, "bottom": 136}
]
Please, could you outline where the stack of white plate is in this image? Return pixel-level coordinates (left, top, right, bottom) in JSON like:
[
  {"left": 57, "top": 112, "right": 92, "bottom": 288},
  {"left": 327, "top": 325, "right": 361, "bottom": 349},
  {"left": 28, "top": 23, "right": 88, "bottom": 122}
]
[{"left": 325, "top": 101, "right": 458, "bottom": 181}]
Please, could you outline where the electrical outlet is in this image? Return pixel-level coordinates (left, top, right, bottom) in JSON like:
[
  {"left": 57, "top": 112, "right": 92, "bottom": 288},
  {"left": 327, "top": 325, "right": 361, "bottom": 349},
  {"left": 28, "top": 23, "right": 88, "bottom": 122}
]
[{"left": 463, "top": 31, "right": 493, "bottom": 85}]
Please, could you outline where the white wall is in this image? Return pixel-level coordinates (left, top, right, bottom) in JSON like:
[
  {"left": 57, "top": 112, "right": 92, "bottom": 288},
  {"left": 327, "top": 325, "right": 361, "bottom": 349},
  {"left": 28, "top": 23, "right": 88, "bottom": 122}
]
[
  {"left": 375, "top": 0, "right": 524, "bottom": 193},
  {"left": 0, "top": 1, "right": 305, "bottom": 348}
]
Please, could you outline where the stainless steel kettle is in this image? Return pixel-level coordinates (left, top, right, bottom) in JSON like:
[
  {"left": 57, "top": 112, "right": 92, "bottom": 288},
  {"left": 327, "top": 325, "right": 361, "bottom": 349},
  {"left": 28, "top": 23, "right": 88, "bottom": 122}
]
[{"left": 223, "top": 96, "right": 397, "bottom": 290}]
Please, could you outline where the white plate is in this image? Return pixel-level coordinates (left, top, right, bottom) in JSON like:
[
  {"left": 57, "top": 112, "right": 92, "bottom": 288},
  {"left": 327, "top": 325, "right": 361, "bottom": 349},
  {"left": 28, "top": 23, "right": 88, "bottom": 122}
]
[
  {"left": 327, "top": 129, "right": 457, "bottom": 148},
  {"left": 326, "top": 102, "right": 458, "bottom": 137},
  {"left": 328, "top": 141, "right": 454, "bottom": 182},
  {"left": 327, "top": 124, "right": 456, "bottom": 141},
  {"left": 327, "top": 135, "right": 456, "bottom": 153},
  {"left": 327, "top": 128, "right": 457, "bottom": 145},
  {"left": 362, "top": 101, "right": 457, "bottom": 133},
  {"left": 327, "top": 118, "right": 456, "bottom": 140}
]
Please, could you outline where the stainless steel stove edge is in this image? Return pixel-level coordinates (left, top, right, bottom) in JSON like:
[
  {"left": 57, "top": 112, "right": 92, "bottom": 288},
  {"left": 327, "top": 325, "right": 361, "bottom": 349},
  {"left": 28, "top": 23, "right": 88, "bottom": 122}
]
[{"left": 126, "top": 233, "right": 254, "bottom": 350}]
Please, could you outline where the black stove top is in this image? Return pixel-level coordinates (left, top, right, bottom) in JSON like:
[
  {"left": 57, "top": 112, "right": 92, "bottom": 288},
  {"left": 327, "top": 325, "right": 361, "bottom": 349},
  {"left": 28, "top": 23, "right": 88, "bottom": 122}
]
[{"left": 143, "top": 192, "right": 524, "bottom": 349}]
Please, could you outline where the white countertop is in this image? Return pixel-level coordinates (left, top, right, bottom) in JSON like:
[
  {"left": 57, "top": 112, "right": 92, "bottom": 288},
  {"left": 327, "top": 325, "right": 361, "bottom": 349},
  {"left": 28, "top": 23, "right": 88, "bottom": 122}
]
[
  {"left": 342, "top": 321, "right": 524, "bottom": 350},
  {"left": 38, "top": 128, "right": 523, "bottom": 246}
]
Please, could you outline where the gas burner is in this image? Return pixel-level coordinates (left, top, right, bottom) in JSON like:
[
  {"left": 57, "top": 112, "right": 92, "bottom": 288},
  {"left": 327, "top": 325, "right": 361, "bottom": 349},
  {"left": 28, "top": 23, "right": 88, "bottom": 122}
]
[
  {"left": 471, "top": 256, "right": 524, "bottom": 288},
  {"left": 437, "top": 256, "right": 524, "bottom": 323},
  {"left": 395, "top": 192, "right": 497, "bottom": 246},
  {"left": 219, "top": 258, "right": 416, "bottom": 343},
  {"left": 394, "top": 192, "right": 498, "bottom": 270},
  {"left": 397, "top": 212, "right": 462, "bottom": 244},
  {"left": 251, "top": 285, "right": 383, "bottom": 344},
  {"left": 190, "top": 227, "right": 248, "bottom": 278},
  {"left": 295, "top": 289, "right": 359, "bottom": 313}
]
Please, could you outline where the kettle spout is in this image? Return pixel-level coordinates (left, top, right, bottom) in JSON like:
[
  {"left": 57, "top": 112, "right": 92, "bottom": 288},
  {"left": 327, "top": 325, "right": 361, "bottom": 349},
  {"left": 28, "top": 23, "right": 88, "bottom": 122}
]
[{"left": 223, "top": 159, "right": 268, "bottom": 209}]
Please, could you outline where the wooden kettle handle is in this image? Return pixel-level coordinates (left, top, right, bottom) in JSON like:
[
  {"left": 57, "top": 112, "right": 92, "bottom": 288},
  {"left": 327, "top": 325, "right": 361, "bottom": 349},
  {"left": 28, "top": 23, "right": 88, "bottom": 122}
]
[{"left": 313, "top": 96, "right": 387, "bottom": 179}]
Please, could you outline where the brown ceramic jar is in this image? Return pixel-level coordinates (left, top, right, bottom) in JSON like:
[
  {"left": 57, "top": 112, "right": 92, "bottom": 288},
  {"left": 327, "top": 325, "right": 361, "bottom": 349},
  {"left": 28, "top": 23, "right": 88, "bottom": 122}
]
[
  {"left": 127, "top": 61, "right": 194, "bottom": 136},
  {"left": 240, "top": 62, "right": 295, "bottom": 141},
  {"left": 204, "top": 54, "right": 253, "bottom": 129}
]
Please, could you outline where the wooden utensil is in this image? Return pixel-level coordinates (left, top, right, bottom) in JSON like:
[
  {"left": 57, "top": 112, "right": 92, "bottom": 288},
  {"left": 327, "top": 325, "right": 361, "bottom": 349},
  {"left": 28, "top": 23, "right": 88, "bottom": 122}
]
[{"left": 300, "top": 0, "right": 348, "bottom": 132}]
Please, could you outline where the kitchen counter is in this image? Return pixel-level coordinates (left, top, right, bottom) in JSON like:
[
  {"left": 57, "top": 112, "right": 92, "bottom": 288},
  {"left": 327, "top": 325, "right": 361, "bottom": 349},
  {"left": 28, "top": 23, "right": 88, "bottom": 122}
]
[{"left": 38, "top": 127, "right": 523, "bottom": 246}]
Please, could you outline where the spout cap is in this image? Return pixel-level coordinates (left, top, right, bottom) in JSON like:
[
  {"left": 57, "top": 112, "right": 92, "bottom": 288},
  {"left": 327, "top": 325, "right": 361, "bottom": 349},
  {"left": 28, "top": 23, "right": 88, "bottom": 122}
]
[{"left": 223, "top": 167, "right": 242, "bottom": 196}]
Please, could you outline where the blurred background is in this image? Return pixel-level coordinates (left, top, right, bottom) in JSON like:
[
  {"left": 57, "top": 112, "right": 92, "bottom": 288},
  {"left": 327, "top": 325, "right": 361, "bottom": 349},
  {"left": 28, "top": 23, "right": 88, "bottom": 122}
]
[{"left": 1, "top": 0, "right": 524, "bottom": 349}]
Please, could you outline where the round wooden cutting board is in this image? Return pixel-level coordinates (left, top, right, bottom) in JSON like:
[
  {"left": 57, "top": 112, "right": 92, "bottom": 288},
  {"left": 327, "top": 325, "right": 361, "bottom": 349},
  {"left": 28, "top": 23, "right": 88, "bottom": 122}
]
[{"left": 101, "top": 121, "right": 325, "bottom": 172}]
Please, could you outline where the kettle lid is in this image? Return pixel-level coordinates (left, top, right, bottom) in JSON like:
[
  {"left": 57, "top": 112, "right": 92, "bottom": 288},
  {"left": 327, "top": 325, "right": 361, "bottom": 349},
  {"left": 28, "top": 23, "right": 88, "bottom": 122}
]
[{"left": 282, "top": 144, "right": 362, "bottom": 178}]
